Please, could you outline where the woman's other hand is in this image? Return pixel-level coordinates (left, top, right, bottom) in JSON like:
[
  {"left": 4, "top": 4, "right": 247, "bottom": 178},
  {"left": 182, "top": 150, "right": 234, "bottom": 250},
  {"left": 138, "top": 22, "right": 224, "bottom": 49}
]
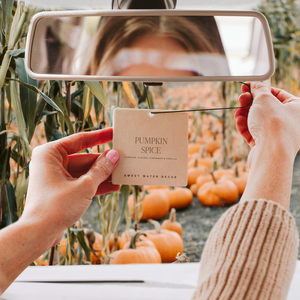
[
  {"left": 234, "top": 81, "right": 300, "bottom": 209},
  {"left": 235, "top": 81, "right": 300, "bottom": 167},
  {"left": 21, "top": 128, "right": 120, "bottom": 247}
]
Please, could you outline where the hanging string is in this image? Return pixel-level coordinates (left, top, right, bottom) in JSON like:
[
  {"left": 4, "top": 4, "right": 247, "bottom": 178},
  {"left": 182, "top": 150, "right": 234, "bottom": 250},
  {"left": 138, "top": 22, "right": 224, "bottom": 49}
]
[{"left": 144, "top": 82, "right": 252, "bottom": 114}]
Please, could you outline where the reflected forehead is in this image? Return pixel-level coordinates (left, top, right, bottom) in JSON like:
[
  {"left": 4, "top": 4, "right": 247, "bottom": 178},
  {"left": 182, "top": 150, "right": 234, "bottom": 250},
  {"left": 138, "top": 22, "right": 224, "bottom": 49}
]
[{"left": 130, "top": 34, "right": 187, "bottom": 52}]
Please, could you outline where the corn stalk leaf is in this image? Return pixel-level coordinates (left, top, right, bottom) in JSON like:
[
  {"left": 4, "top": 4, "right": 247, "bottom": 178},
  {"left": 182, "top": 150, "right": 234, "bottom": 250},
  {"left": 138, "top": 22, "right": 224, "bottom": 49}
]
[
  {"left": 0, "top": 147, "right": 10, "bottom": 181},
  {"left": 0, "top": 6, "right": 3, "bottom": 50},
  {"left": 2, "top": 0, "right": 14, "bottom": 45},
  {"left": 54, "top": 90, "right": 74, "bottom": 135},
  {"left": 122, "top": 82, "right": 135, "bottom": 106},
  {"left": 7, "top": 77, "right": 63, "bottom": 114},
  {"left": 124, "top": 203, "right": 132, "bottom": 230},
  {"left": 15, "top": 58, "right": 38, "bottom": 142},
  {"left": 82, "top": 85, "right": 92, "bottom": 123},
  {"left": 5, "top": 180, "right": 18, "bottom": 226},
  {"left": 8, "top": 1, "right": 26, "bottom": 50},
  {"left": 7, "top": 48, "right": 25, "bottom": 58},
  {"left": 114, "top": 186, "right": 129, "bottom": 231},
  {"left": 14, "top": 168, "right": 28, "bottom": 217},
  {"left": 71, "top": 84, "right": 84, "bottom": 101},
  {"left": 9, "top": 80, "right": 32, "bottom": 156},
  {"left": 85, "top": 81, "right": 108, "bottom": 108},
  {"left": 0, "top": 130, "right": 28, "bottom": 164},
  {"left": 75, "top": 229, "right": 91, "bottom": 262},
  {"left": 93, "top": 95, "right": 102, "bottom": 124}
]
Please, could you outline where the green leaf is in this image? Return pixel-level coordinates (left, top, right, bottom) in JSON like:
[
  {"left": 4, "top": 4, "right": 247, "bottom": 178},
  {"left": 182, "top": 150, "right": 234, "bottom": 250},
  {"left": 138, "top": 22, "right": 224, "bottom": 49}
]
[
  {"left": 44, "top": 120, "right": 55, "bottom": 142},
  {"left": 0, "top": 6, "right": 3, "bottom": 46},
  {"left": 6, "top": 77, "right": 63, "bottom": 114},
  {"left": 146, "top": 89, "right": 154, "bottom": 109},
  {"left": 15, "top": 58, "right": 38, "bottom": 142},
  {"left": 35, "top": 98, "right": 47, "bottom": 125},
  {"left": 34, "top": 82, "right": 47, "bottom": 125},
  {"left": 82, "top": 85, "right": 93, "bottom": 123},
  {"left": 93, "top": 96, "right": 102, "bottom": 124},
  {"left": 71, "top": 85, "right": 84, "bottom": 101},
  {"left": 85, "top": 81, "right": 108, "bottom": 108},
  {"left": 14, "top": 168, "right": 28, "bottom": 217},
  {"left": 41, "top": 110, "right": 57, "bottom": 117},
  {"left": 51, "top": 129, "right": 63, "bottom": 141},
  {"left": 9, "top": 80, "right": 32, "bottom": 156},
  {"left": 10, "top": 149, "right": 22, "bottom": 166},
  {"left": 114, "top": 186, "right": 130, "bottom": 231},
  {"left": 54, "top": 91, "right": 74, "bottom": 135},
  {"left": 76, "top": 230, "right": 91, "bottom": 262},
  {"left": 7, "top": 48, "right": 25, "bottom": 58},
  {"left": 2, "top": 0, "right": 14, "bottom": 44},
  {"left": 5, "top": 180, "right": 18, "bottom": 226},
  {"left": 0, "top": 147, "right": 10, "bottom": 181}
]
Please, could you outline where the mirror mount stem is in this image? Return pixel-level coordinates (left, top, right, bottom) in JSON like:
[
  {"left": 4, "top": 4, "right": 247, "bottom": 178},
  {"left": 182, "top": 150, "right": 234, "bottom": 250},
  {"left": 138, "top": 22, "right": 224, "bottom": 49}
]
[{"left": 143, "top": 82, "right": 163, "bottom": 86}]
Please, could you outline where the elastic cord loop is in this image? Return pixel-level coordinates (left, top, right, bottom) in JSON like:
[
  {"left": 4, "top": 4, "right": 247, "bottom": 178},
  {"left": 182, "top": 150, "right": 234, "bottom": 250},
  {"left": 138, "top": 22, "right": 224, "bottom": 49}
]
[{"left": 146, "top": 82, "right": 252, "bottom": 114}]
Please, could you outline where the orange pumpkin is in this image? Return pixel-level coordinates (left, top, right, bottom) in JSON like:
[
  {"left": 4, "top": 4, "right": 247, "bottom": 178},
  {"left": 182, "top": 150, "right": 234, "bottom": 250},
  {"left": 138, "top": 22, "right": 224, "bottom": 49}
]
[
  {"left": 196, "top": 173, "right": 213, "bottom": 189},
  {"left": 123, "top": 235, "right": 156, "bottom": 249},
  {"left": 197, "top": 173, "right": 239, "bottom": 206},
  {"left": 118, "top": 229, "right": 136, "bottom": 250},
  {"left": 213, "top": 168, "right": 234, "bottom": 181},
  {"left": 190, "top": 183, "right": 198, "bottom": 196},
  {"left": 110, "top": 232, "right": 161, "bottom": 264},
  {"left": 188, "top": 156, "right": 213, "bottom": 170},
  {"left": 220, "top": 165, "right": 248, "bottom": 195},
  {"left": 128, "top": 190, "right": 170, "bottom": 221},
  {"left": 34, "top": 255, "right": 49, "bottom": 266},
  {"left": 188, "top": 146, "right": 213, "bottom": 169},
  {"left": 205, "top": 139, "right": 221, "bottom": 155},
  {"left": 145, "top": 185, "right": 169, "bottom": 191},
  {"left": 188, "top": 143, "right": 202, "bottom": 154},
  {"left": 187, "top": 161, "right": 208, "bottom": 186},
  {"left": 146, "top": 219, "right": 184, "bottom": 263},
  {"left": 161, "top": 208, "right": 182, "bottom": 237},
  {"left": 195, "top": 136, "right": 205, "bottom": 144},
  {"left": 165, "top": 187, "right": 193, "bottom": 210}
]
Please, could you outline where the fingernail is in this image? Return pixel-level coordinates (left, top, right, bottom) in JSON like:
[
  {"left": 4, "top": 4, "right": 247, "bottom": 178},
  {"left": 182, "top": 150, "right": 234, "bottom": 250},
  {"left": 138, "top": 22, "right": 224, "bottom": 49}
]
[{"left": 105, "top": 150, "right": 119, "bottom": 165}]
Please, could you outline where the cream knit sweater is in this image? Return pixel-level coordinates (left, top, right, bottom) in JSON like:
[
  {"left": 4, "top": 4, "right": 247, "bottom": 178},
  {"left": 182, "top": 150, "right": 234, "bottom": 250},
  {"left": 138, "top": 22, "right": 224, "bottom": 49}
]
[{"left": 191, "top": 199, "right": 299, "bottom": 300}]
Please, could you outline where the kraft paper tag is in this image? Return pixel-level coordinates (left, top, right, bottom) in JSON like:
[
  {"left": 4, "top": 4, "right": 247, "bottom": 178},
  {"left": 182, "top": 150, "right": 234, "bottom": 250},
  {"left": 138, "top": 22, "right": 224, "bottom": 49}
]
[{"left": 112, "top": 108, "right": 188, "bottom": 186}]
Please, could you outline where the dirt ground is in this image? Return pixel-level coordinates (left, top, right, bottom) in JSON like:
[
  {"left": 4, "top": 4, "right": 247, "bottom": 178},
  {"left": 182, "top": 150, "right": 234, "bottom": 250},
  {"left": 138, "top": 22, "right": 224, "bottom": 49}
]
[{"left": 82, "top": 154, "right": 300, "bottom": 263}]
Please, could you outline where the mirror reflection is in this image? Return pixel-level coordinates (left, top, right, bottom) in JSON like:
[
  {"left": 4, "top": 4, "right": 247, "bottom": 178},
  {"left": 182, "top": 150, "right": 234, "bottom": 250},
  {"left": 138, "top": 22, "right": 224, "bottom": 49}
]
[{"left": 29, "top": 15, "right": 270, "bottom": 78}]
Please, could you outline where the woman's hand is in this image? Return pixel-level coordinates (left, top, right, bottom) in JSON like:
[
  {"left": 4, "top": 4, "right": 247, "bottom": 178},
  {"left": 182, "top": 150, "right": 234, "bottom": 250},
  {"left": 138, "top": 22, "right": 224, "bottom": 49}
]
[
  {"left": 0, "top": 128, "right": 120, "bottom": 294},
  {"left": 235, "top": 81, "right": 300, "bottom": 167},
  {"left": 234, "top": 81, "right": 300, "bottom": 209},
  {"left": 21, "top": 128, "right": 120, "bottom": 247}
]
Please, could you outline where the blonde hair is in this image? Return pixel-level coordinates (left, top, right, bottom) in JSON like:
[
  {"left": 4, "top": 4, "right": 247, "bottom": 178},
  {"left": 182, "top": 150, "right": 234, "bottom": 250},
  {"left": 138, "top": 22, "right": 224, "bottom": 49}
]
[{"left": 84, "top": 16, "right": 220, "bottom": 75}]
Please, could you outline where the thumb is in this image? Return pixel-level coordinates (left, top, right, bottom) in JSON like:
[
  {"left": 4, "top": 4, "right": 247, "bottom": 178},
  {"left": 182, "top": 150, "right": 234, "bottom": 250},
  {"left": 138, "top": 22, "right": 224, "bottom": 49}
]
[
  {"left": 78, "top": 149, "right": 119, "bottom": 194},
  {"left": 250, "top": 80, "right": 271, "bottom": 99}
]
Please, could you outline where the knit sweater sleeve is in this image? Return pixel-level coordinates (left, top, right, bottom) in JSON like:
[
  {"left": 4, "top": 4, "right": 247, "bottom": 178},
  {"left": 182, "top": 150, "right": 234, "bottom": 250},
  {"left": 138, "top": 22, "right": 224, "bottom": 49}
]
[{"left": 191, "top": 199, "right": 299, "bottom": 300}]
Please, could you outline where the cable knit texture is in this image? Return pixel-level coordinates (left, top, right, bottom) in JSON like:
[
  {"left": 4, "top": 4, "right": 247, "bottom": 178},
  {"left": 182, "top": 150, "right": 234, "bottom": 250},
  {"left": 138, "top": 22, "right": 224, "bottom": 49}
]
[{"left": 191, "top": 199, "right": 299, "bottom": 300}]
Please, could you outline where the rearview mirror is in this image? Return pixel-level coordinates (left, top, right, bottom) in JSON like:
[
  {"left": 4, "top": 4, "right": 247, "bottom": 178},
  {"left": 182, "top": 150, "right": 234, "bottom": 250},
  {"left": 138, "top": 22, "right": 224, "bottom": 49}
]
[{"left": 25, "top": 10, "right": 275, "bottom": 82}]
